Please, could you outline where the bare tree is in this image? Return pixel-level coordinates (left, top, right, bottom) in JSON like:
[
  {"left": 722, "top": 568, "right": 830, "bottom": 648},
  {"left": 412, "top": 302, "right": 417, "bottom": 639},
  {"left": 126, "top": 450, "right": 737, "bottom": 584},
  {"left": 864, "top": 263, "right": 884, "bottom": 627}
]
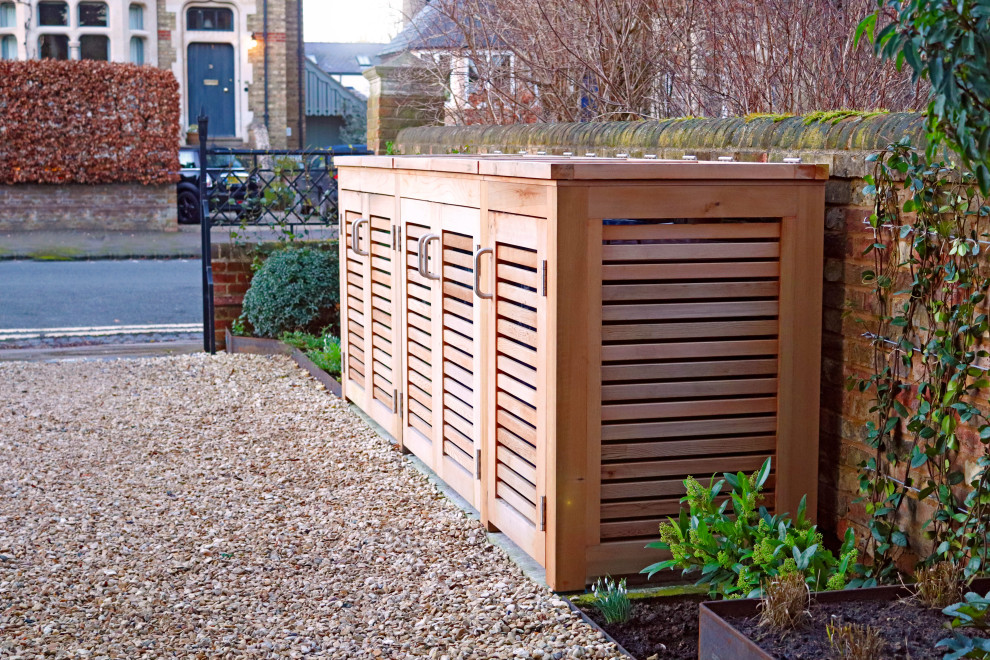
[{"left": 397, "top": 0, "right": 927, "bottom": 124}]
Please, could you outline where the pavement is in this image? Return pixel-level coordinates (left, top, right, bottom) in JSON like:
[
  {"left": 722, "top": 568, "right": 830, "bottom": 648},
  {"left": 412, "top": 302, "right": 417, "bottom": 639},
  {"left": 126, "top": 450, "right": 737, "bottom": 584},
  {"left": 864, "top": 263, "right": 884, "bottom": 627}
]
[{"left": 0, "top": 225, "right": 339, "bottom": 261}]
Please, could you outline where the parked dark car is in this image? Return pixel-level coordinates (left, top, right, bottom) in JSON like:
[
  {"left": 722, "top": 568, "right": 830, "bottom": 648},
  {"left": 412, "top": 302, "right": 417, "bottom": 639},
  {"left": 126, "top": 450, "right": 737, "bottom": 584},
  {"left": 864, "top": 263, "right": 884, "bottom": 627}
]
[{"left": 176, "top": 147, "right": 257, "bottom": 224}]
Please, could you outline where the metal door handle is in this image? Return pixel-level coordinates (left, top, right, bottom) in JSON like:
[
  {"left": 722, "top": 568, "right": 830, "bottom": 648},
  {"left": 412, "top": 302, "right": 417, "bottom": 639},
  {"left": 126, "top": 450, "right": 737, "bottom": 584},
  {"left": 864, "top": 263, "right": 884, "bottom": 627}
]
[
  {"left": 351, "top": 218, "right": 369, "bottom": 256},
  {"left": 473, "top": 247, "right": 493, "bottom": 299},
  {"left": 416, "top": 234, "right": 429, "bottom": 277},
  {"left": 420, "top": 234, "right": 441, "bottom": 280}
]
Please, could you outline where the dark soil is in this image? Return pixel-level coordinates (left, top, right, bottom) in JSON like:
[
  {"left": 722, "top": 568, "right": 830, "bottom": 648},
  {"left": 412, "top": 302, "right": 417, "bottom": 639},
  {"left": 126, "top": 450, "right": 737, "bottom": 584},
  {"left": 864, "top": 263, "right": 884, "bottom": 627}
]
[
  {"left": 726, "top": 597, "right": 973, "bottom": 659},
  {"left": 581, "top": 595, "right": 707, "bottom": 659}
]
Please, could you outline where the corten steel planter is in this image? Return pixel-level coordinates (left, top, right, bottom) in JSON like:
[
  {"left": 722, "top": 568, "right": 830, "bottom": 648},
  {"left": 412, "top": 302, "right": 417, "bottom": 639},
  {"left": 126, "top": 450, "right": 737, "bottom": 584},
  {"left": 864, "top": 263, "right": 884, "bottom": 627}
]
[
  {"left": 225, "top": 329, "right": 342, "bottom": 397},
  {"left": 562, "top": 597, "right": 636, "bottom": 658},
  {"left": 698, "top": 578, "right": 990, "bottom": 660}
]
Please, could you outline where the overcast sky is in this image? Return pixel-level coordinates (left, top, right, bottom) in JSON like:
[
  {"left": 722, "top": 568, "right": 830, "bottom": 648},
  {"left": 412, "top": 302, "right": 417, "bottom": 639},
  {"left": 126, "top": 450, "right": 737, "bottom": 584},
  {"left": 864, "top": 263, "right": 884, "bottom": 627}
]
[{"left": 303, "top": 0, "right": 403, "bottom": 44}]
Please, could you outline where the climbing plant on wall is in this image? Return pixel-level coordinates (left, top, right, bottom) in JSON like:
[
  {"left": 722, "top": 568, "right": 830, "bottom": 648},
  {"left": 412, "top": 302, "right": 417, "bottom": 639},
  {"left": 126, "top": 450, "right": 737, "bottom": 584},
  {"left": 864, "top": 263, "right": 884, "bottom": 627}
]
[{"left": 855, "top": 138, "right": 990, "bottom": 584}]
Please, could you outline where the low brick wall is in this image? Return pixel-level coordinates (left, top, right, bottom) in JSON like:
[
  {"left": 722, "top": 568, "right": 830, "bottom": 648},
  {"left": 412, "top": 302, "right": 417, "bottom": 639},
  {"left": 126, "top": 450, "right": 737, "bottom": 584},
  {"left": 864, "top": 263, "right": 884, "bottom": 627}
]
[
  {"left": 397, "top": 114, "right": 935, "bottom": 554},
  {"left": 0, "top": 183, "right": 177, "bottom": 232}
]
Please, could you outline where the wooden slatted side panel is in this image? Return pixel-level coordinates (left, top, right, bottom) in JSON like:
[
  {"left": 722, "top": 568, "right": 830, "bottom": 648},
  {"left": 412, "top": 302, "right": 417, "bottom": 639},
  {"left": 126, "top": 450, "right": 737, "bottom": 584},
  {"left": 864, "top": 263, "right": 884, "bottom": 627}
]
[
  {"left": 405, "top": 222, "right": 435, "bottom": 449},
  {"left": 441, "top": 230, "right": 477, "bottom": 479},
  {"left": 343, "top": 211, "right": 367, "bottom": 390},
  {"left": 494, "top": 241, "right": 542, "bottom": 530},
  {"left": 599, "top": 219, "right": 781, "bottom": 544},
  {"left": 370, "top": 215, "right": 396, "bottom": 411}
]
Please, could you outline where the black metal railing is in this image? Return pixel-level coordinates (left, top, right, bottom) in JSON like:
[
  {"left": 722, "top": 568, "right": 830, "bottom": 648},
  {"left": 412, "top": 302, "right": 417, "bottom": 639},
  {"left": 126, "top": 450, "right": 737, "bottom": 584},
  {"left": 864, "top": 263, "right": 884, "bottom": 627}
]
[{"left": 196, "top": 115, "right": 371, "bottom": 354}]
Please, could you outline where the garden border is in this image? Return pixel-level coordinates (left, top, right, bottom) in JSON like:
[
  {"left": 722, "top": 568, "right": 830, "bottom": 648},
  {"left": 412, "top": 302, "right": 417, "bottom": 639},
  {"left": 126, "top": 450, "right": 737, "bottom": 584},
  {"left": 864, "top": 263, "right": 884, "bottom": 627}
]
[
  {"left": 562, "top": 598, "right": 636, "bottom": 658},
  {"left": 225, "top": 329, "right": 342, "bottom": 397},
  {"left": 699, "top": 578, "right": 990, "bottom": 659}
]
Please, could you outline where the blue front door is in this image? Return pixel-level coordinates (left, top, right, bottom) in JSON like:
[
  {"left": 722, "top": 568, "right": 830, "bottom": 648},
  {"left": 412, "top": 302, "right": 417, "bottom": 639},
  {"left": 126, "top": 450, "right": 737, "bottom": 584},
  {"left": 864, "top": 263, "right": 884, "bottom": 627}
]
[{"left": 187, "top": 43, "right": 235, "bottom": 137}]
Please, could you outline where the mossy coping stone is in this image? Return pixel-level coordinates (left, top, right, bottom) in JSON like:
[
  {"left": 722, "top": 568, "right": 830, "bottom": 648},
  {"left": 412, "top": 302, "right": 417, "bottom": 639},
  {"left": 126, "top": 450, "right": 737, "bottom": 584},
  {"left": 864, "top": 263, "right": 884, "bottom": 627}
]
[{"left": 396, "top": 112, "right": 926, "bottom": 156}]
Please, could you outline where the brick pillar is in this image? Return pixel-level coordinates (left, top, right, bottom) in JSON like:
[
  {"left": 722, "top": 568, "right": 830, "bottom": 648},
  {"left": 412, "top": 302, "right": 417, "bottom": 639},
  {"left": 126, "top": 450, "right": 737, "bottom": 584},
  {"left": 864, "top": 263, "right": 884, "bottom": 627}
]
[{"left": 364, "top": 51, "right": 443, "bottom": 154}]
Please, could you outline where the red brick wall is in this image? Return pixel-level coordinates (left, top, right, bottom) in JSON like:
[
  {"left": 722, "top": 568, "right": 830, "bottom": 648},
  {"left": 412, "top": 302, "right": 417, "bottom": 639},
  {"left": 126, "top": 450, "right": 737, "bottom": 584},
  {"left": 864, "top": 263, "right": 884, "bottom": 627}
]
[
  {"left": 0, "top": 183, "right": 176, "bottom": 231},
  {"left": 210, "top": 242, "right": 256, "bottom": 350}
]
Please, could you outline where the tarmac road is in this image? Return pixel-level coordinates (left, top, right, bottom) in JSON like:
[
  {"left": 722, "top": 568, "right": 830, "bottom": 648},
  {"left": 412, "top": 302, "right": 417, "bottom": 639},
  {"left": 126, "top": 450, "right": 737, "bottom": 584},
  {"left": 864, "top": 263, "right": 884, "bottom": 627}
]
[{"left": 0, "top": 259, "right": 202, "bottom": 330}]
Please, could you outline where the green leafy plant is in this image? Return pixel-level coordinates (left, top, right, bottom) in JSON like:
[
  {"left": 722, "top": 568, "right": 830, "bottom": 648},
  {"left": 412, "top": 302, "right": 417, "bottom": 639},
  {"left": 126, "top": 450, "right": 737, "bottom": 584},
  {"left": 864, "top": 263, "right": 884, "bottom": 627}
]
[
  {"left": 827, "top": 621, "right": 885, "bottom": 659},
  {"left": 857, "top": 0, "right": 990, "bottom": 192},
  {"left": 642, "top": 458, "right": 858, "bottom": 598},
  {"left": 241, "top": 246, "right": 340, "bottom": 339},
  {"left": 590, "top": 576, "right": 631, "bottom": 624},
  {"left": 279, "top": 330, "right": 324, "bottom": 352},
  {"left": 230, "top": 315, "right": 249, "bottom": 337},
  {"left": 938, "top": 592, "right": 990, "bottom": 659},
  {"left": 854, "top": 141, "right": 990, "bottom": 584},
  {"left": 306, "top": 334, "right": 341, "bottom": 377}
]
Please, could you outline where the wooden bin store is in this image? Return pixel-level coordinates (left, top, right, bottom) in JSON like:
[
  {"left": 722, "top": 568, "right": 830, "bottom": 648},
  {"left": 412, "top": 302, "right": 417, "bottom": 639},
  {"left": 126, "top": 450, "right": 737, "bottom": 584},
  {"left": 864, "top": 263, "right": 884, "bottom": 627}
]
[{"left": 336, "top": 155, "right": 827, "bottom": 591}]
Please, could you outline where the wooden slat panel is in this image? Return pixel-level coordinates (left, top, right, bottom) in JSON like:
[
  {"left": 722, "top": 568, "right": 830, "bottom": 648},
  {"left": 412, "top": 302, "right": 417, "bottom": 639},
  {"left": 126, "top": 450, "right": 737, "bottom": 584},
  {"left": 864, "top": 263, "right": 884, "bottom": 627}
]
[
  {"left": 370, "top": 268, "right": 391, "bottom": 287},
  {"left": 444, "top": 395, "right": 474, "bottom": 433},
  {"left": 601, "top": 435, "right": 777, "bottom": 461},
  {"left": 602, "top": 339, "right": 778, "bottom": 362},
  {"left": 498, "top": 299, "right": 538, "bottom": 327},
  {"left": 407, "top": 339, "right": 431, "bottom": 365},
  {"left": 498, "top": 390, "right": 536, "bottom": 427},
  {"left": 407, "top": 369, "right": 432, "bottom": 399},
  {"left": 602, "top": 242, "right": 780, "bottom": 262},
  {"left": 409, "top": 412, "right": 432, "bottom": 439},
  {"left": 497, "top": 409, "right": 536, "bottom": 446},
  {"left": 348, "top": 343, "right": 364, "bottom": 364},
  {"left": 601, "top": 397, "right": 777, "bottom": 421},
  {"left": 443, "top": 247, "right": 473, "bottom": 269},
  {"left": 600, "top": 497, "right": 686, "bottom": 520},
  {"left": 497, "top": 443, "right": 537, "bottom": 477},
  {"left": 371, "top": 333, "right": 392, "bottom": 355},
  {"left": 444, "top": 231, "right": 473, "bottom": 251},
  {"left": 408, "top": 381, "right": 432, "bottom": 409},
  {"left": 602, "top": 281, "right": 779, "bottom": 301},
  {"left": 498, "top": 244, "right": 538, "bottom": 268},
  {"left": 497, "top": 318, "right": 537, "bottom": 348},
  {"left": 444, "top": 313, "right": 474, "bottom": 339},
  {"left": 371, "top": 282, "right": 392, "bottom": 301},
  {"left": 372, "top": 370, "right": 392, "bottom": 391},
  {"left": 406, "top": 297, "right": 432, "bottom": 318},
  {"left": 407, "top": 326, "right": 432, "bottom": 350},
  {"left": 444, "top": 390, "right": 472, "bottom": 421},
  {"left": 602, "top": 378, "right": 778, "bottom": 401},
  {"left": 602, "top": 320, "right": 778, "bottom": 342},
  {"left": 497, "top": 463, "right": 537, "bottom": 502},
  {"left": 499, "top": 371, "right": 537, "bottom": 404},
  {"left": 443, "top": 295, "right": 474, "bottom": 320},
  {"left": 407, "top": 280, "right": 430, "bottom": 301},
  {"left": 407, "top": 311, "right": 431, "bottom": 334},
  {"left": 443, "top": 437, "right": 473, "bottom": 468},
  {"left": 444, "top": 327, "right": 472, "bottom": 355},
  {"left": 602, "top": 416, "right": 777, "bottom": 441},
  {"left": 600, "top": 477, "right": 697, "bottom": 501},
  {"left": 497, "top": 352, "right": 536, "bottom": 385},
  {"left": 497, "top": 481, "right": 537, "bottom": 522},
  {"left": 497, "top": 262, "right": 538, "bottom": 289},
  {"left": 602, "top": 221, "right": 781, "bottom": 242},
  {"left": 370, "top": 242, "right": 391, "bottom": 260},
  {"left": 602, "top": 300, "right": 779, "bottom": 322},
  {"left": 443, "top": 359, "right": 473, "bottom": 388},
  {"left": 602, "top": 359, "right": 778, "bottom": 381},
  {"left": 408, "top": 354, "right": 432, "bottom": 379},
  {"left": 408, "top": 396, "right": 432, "bottom": 424},
  {"left": 600, "top": 454, "right": 772, "bottom": 480},
  {"left": 443, "top": 264, "right": 474, "bottom": 287},
  {"left": 443, "top": 280, "right": 473, "bottom": 304},
  {"left": 497, "top": 281, "right": 539, "bottom": 308},
  {"left": 372, "top": 386, "right": 394, "bottom": 409},
  {"left": 602, "top": 262, "right": 779, "bottom": 280},
  {"left": 444, "top": 376, "right": 473, "bottom": 405},
  {"left": 444, "top": 416, "right": 474, "bottom": 452},
  {"left": 497, "top": 336, "right": 537, "bottom": 367},
  {"left": 444, "top": 342, "right": 472, "bottom": 372}
]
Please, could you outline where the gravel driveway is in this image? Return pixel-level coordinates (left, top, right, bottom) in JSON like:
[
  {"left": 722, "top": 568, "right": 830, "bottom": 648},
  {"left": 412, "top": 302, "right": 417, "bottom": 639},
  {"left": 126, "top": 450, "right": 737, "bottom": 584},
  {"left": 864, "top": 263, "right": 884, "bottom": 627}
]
[{"left": 0, "top": 354, "right": 619, "bottom": 659}]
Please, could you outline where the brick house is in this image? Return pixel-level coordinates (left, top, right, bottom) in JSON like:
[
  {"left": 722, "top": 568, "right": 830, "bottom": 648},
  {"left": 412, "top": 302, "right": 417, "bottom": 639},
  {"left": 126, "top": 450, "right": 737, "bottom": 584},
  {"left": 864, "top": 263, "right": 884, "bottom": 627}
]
[{"left": 0, "top": 0, "right": 303, "bottom": 148}]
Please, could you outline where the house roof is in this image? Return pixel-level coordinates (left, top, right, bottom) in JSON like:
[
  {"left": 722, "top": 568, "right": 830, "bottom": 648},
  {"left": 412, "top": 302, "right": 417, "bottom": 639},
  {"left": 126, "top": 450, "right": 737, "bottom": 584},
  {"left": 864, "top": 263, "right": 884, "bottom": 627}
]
[
  {"left": 379, "top": 3, "right": 465, "bottom": 55},
  {"left": 305, "top": 59, "right": 367, "bottom": 117},
  {"left": 305, "top": 42, "right": 385, "bottom": 75}
]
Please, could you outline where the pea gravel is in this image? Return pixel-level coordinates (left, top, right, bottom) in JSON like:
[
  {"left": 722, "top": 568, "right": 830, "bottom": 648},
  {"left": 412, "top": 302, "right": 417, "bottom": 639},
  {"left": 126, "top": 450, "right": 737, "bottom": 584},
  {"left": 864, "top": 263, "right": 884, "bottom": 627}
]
[{"left": 0, "top": 353, "right": 620, "bottom": 659}]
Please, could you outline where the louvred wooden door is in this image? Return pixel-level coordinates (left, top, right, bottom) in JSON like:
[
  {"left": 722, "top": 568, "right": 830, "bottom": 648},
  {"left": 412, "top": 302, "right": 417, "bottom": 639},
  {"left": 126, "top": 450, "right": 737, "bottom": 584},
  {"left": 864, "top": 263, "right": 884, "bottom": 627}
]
[
  {"left": 399, "top": 199, "right": 486, "bottom": 511},
  {"left": 485, "top": 211, "right": 548, "bottom": 563},
  {"left": 339, "top": 190, "right": 402, "bottom": 440}
]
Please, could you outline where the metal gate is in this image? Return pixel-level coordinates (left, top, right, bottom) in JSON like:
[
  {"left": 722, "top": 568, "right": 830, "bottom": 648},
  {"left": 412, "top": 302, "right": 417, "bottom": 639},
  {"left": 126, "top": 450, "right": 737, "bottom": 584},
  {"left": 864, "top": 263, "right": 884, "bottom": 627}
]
[{"left": 195, "top": 115, "right": 371, "bottom": 353}]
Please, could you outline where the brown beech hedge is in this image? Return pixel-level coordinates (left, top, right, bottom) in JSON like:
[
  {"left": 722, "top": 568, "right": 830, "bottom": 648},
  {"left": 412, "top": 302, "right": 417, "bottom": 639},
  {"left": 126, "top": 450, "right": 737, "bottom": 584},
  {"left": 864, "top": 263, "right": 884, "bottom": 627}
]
[{"left": 0, "top": 60, "right": 180, "bottom": 185}]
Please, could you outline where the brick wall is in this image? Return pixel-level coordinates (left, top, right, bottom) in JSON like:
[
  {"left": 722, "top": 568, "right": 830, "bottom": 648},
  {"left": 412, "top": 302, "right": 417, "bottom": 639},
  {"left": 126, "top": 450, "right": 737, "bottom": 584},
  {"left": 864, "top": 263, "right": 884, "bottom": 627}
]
[
  {"left": 211, "top": 242, "right": 256, "bottom": 350},
  {"left": 395, "top": 115, "right": 940, "bottom": 552},
  {"left": 0, "top": 183, "right": 176, "bottom": 232},
  {"left": 364, "top": 53, "right": 443, "bottom": 154},
  {"left": 211, "top": 239, "right": 337, "bottom": 349}
]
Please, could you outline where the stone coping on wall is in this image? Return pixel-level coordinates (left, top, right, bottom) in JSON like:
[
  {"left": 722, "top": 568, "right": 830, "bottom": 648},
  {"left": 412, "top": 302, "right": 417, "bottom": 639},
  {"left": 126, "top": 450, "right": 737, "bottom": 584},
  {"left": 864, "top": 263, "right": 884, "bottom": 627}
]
[{"left": 395, "top": 113, "right": 927, "bottom": 179}]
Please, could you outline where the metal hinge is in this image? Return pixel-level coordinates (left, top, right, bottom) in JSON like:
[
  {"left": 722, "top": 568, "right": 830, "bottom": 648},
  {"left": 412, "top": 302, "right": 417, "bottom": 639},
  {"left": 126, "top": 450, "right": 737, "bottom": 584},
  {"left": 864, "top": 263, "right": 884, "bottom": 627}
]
[
  {"left": 541, "top": 260, "right": 548, "bottom": 296},
  {"left": 397, "top": 392, "right": 403, "bottom": 417},
  {"left": 475, "top": 449, "right": 482, "bottom": 478},
  {"left": 342, "top": 350, "right": 346, "bottom": 373},
  {"left": 538, "top": 495, "right": 547, "bottom": 531},
  {"left": 398, "top": 227, "right": 402, "bottom": 248},
  {"left": 392, "top": 230, "right": 396, "bottom": 250}
]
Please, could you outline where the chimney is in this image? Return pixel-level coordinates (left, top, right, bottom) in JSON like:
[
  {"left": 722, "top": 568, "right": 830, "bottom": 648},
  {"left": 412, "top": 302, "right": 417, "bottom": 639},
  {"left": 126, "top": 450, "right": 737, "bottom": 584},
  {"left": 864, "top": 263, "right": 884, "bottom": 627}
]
[{"left": 402, "top": 0, "right": 428, "bottom": 27}]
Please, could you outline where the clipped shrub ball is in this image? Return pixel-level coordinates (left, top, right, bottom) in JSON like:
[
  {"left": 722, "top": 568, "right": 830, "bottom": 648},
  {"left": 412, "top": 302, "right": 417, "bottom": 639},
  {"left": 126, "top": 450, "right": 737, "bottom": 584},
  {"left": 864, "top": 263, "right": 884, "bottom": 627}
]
[{"left": 241, "top": 246, "right": 339, "bottom": 338}]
